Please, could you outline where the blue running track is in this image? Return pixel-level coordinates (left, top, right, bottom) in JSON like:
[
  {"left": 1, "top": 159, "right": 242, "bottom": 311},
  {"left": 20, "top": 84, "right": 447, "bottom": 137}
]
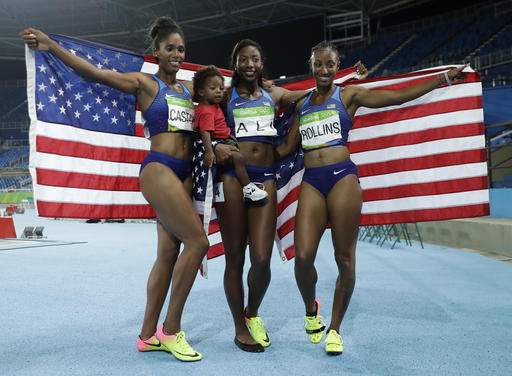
[{"left": 1, "top": 211, "right": 511, "bottom": 376}]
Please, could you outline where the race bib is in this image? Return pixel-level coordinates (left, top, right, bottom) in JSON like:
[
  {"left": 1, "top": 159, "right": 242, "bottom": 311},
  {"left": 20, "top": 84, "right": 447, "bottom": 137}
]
[
  {"left": 166, "top": 95, "right": 194, "bottom": 132},
  {"left": 233, "top": 106, "right": 276, "bottom": 138},
  {"left": 299, "top": 110, "right": 342, "bottom": 149}
]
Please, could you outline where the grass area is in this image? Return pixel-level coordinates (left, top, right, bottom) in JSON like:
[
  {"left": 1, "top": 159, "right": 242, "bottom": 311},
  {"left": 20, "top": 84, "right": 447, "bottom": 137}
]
[{"left": 0, "top": 191, "right": 33, "bottom": 204}]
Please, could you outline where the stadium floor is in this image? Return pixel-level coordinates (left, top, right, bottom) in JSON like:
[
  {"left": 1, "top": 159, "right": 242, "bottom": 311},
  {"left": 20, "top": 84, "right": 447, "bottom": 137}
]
[{"left": 1, "top": 210, "right": 511, "bottom": 376}]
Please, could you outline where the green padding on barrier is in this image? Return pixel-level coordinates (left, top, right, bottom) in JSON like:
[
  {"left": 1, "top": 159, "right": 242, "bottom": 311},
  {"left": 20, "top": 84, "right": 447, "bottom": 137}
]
[{"left": 0, "top": 191, "right": 33, "bottom": 204}]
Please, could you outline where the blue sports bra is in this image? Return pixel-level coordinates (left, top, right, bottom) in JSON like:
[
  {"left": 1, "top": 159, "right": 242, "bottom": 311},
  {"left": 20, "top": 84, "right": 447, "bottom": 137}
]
[
  {"left": 142, "top": 75, "right": 195, "bottom": 138},
  {"left": 226, "top": 87, "right": 276, "bottom": 145},
  {"left": 298, "top": 86, "right": 352, "bottom": 152}
]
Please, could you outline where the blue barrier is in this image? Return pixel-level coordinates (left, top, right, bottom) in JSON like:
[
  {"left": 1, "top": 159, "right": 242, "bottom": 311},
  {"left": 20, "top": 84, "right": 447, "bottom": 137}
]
[{"left": 490, "top": 188, "right": 512, "bottom": 218}]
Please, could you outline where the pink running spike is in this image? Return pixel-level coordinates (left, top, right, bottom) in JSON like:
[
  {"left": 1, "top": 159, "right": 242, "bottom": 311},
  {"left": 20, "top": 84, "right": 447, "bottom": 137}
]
[{"left": 137, "top": 335, "right": 163, "bottom": 352}]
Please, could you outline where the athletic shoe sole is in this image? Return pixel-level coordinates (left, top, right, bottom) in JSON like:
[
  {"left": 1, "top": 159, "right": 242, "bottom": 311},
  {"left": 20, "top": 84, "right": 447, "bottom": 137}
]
[{"left": 234, "top": 337, "right": 265, "bottom": 353}]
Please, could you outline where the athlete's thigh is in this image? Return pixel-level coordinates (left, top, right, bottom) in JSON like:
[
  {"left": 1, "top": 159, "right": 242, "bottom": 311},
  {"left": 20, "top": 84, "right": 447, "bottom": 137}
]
[
  {"left": 294, "top": 182, "right": 329, "bottom": 258},
  {"left": 156, "top": 221, "right": 181, "bottom": 260},
  {"left": 326, "top": 175, "right": 362, "bottom": 253},
  {"left": 140, "top": 163, "right": 204, "bottom": 243},
  {"left": 247, "top": 179, "right": 277, "bottom": 257},
  {"left": 154, "top": 175, "right": 191, "bottom": 257},
  {"left": 215, "top": 175, "right": 248, "bottom": 255}
]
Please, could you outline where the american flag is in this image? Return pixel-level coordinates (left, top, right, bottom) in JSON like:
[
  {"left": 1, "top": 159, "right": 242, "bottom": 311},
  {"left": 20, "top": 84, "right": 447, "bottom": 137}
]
[
  {"left": 275, "top": 66, "right": 489, "bottom": 260},
  {"left": 26, "top": 35, "right": 489, "bottom": 264},
  {"left": 25, "top": 34, "right": 229, "bottom": 262}
]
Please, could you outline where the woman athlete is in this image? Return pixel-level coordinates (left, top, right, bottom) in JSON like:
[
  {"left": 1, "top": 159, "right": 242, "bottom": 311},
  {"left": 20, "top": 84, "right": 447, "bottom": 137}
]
[
  {"left": 276, "top": 41, "right": 466, "bottom": 355},
  {"left": 22, "top": 16, "right": 234, "bottom": 362}
]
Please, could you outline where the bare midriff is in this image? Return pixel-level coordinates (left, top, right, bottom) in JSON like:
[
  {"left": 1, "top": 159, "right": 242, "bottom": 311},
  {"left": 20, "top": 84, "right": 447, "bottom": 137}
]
[
  {"left": 149, "top": 132, "right": 193, "bottom": 160},
  {"left": 303, "top": 145, "right": 350, "bottom": 168},
  {"left": 238, "top": 141, "right": 275, "bottom": 166}
]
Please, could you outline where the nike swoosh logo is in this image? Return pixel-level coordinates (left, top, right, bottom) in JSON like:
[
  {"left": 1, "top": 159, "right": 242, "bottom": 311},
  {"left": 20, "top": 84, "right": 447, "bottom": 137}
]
[
  {"left": 234, "top": 102, "right": 245, "bottom": 107},
  {"left": 144, "top": 341, "right": 161, "bottom": 347},
  {"left": 333, "top": 169, "right": 346, "bottom": 175},
  {"left": 263, "top": 173, "right": 274, "bottom": 176},
  {"left": 301, "top": 109, "right": 311, "bottom": 115}
]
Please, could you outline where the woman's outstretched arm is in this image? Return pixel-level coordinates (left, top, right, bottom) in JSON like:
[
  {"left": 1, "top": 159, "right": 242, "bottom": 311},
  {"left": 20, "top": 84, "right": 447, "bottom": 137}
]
[
  {"left": 345, "top": 65, "right": 466, "bottom": 111},
  {"left": 21, "top": 27, "right": 144, "bottom": 94}
]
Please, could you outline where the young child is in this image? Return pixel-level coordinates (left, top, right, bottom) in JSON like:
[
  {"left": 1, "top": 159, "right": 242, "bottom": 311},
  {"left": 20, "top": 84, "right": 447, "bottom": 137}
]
[{"left": 193, "top": 65, "right": 268, "bottom": 205}]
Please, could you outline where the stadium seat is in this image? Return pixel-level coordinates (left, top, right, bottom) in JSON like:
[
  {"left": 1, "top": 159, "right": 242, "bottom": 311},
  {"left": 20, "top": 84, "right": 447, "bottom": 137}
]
[
  {"left": 20, "top": 226, "right": 34, "bottom": 239},
  {"left": 33, "top": 226, "right": 45, "bottom": 238}
]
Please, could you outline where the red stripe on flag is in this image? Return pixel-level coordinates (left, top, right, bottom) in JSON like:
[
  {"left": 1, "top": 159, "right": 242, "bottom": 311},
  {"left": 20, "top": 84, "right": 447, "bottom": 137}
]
[
  {"left": 349, "top": 123, "right": 484, "bottom": 153},
  {"left": 135, "top": 123, "right": 145, "bottom": 137},
  {"left": 277, "top": 186, "right": 301, "bottom": 214},
  {"left": 284, "top": 246, "right": 296, "bottom": 261},
  {"left": 277, "top": 217, "right": 296, "bottom": 239},
  {"left": 360, "top": 203, "right": 489, "bottom": 225},
  {"left": 36, "top": 136, "right": 148, "bottom": 164},
  {"left": 36, "top": 168, "right": 141, "bottom": 191},
  {"left": 207, "top": 242, "right": 225, "bottom": 259},
  {"left": 208, "top": 219, "right": 220, "bottom": 234},
  {"left": 362, "top": 176, "right": 488, "bottom": 202},
  {"left": 357, "top": 149, "right": 486, "bottom": 177},
  {"left": 36, "top": 201, "right": 155, "bottom": 219},
  {"left": 353, "top": 96, "right": 483, "bottom": 129}
]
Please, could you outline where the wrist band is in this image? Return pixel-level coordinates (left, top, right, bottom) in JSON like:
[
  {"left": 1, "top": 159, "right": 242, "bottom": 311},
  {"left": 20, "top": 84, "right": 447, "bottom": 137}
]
[{"left": 443, "top": 71, "right": 452, "bottom": 86}]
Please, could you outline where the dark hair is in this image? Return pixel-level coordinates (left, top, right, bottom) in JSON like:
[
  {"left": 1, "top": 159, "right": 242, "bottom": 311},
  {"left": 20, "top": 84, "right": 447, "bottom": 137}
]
[
  {"left": 230, "top": 39, "right": 265, "bottom": 88},
  {"left": 192, "top": 65, "right": 224, "bottom": 102},
  {"left": 148, "top": 16, "right": 185, "bottom": 51},
  {"left": 310, "top": 41, "right": 340, "bottom": 62}
]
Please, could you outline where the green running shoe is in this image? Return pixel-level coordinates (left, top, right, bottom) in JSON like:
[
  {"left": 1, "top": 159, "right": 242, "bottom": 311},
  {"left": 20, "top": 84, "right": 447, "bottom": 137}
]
[
  {"left": 304, "top": 299, "right": 325, "bottom": 344},
  {"left": 245, "top": 315, "right": 271, "bottom": 348},
  {"left": 325, "top": 329, "right": 343, "bottom": 355}
]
